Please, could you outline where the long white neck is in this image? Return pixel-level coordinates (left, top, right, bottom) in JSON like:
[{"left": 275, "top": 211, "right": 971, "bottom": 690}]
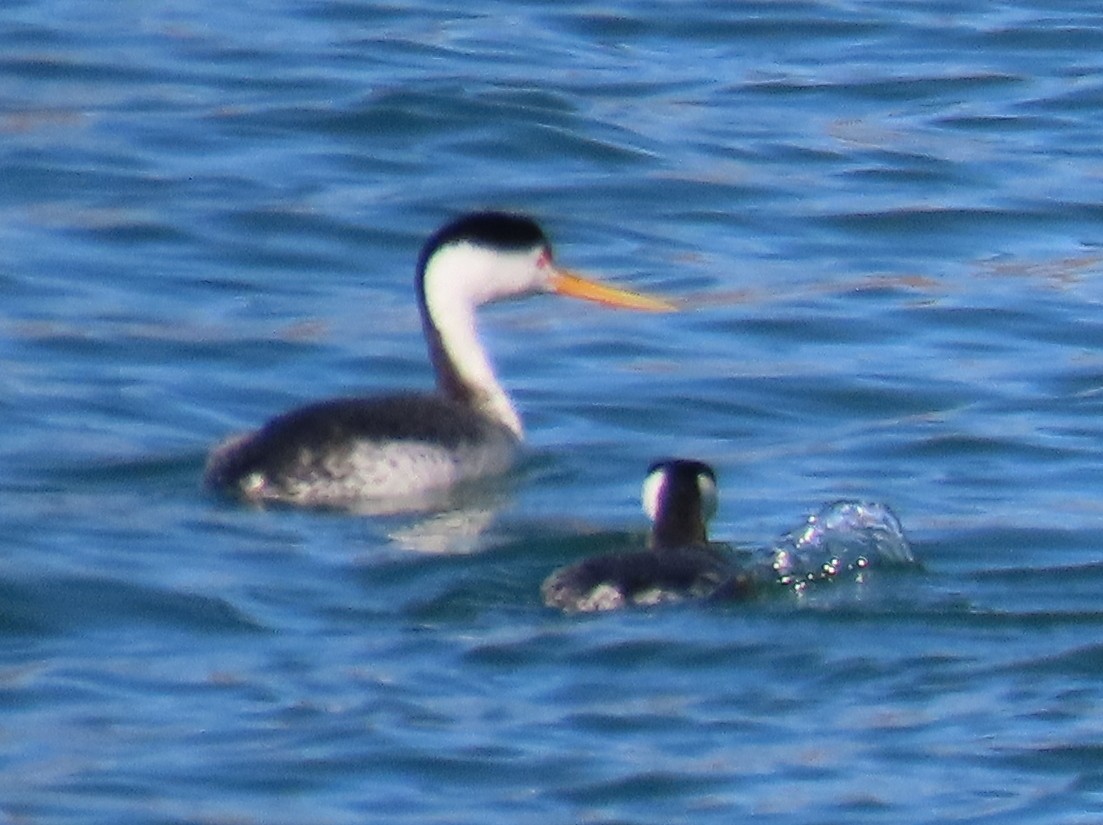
[{"left": 420, "top": 243, "right": 542, "bottom": 438}]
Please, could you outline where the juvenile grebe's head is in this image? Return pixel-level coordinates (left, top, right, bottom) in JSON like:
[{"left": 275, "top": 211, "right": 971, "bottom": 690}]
[{"left": 642, "top": 459, "right": 718, "bottom": 549}]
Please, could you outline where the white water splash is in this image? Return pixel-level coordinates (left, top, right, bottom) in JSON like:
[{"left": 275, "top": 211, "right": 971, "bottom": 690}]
[{"left": 764, "top": 501, "right": 915, "bottom": 591}]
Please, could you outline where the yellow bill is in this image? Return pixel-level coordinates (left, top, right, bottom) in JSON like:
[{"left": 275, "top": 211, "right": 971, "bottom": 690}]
[{"left": 551, "top": 269, "right": 678, "bottom": 312}]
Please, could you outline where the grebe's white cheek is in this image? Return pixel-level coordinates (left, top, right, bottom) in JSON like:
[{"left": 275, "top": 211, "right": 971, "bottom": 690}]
[
  {"left": 697, "top": 472, "right": 719, "bottom": 521},
  {"left": 477, "top": 247, "right": 546, "bottom": 301},
  {"left": 641, "top": 468, "right": 667, "bottom": 522}
]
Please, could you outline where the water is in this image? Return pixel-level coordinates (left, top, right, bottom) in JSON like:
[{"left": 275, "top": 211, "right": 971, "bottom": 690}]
[{"left": 3, "top": 1, "right": 1103, "bottom": 822}]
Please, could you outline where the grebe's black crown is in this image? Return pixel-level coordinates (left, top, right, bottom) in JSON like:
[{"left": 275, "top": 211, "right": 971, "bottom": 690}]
[
  {"left": 417, "top": 211, "right": 550, "bottom": 277},
  {"left": 647, "top": 458, "right": 716, "bottom": 488}
]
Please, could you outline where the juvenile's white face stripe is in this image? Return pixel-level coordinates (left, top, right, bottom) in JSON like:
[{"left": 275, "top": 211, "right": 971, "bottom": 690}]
[
  {"left": 696, "top": 471, "right": 718, "bottom": 521},
  {"left": 641, "top": 466, "right": 667, "bottom": 522}
]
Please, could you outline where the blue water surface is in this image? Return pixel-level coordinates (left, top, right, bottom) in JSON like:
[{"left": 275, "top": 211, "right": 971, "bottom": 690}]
[{"left": 4, "top": 1, "right": 1103, "bottom": 822}]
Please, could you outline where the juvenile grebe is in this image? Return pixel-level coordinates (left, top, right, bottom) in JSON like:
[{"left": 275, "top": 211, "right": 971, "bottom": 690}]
[
  {"left": 542, "top": 459, "right": 739, "bottom": 612},
  {"left": 204, "top": 212, "right": 674, "bottom": 510}
]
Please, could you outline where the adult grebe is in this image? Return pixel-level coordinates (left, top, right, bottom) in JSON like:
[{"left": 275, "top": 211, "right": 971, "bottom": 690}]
[
  {"left": 542, "top": 459, "right": 741, "bottom": 612},
  {"left": 204, "top": 211, "right": 675, "bottom": 510}
]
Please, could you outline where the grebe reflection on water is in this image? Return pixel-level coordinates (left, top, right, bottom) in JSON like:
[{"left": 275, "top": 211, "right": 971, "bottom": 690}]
[{"left": 204, "top": 212, "right": 675, "bottom": 512}]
